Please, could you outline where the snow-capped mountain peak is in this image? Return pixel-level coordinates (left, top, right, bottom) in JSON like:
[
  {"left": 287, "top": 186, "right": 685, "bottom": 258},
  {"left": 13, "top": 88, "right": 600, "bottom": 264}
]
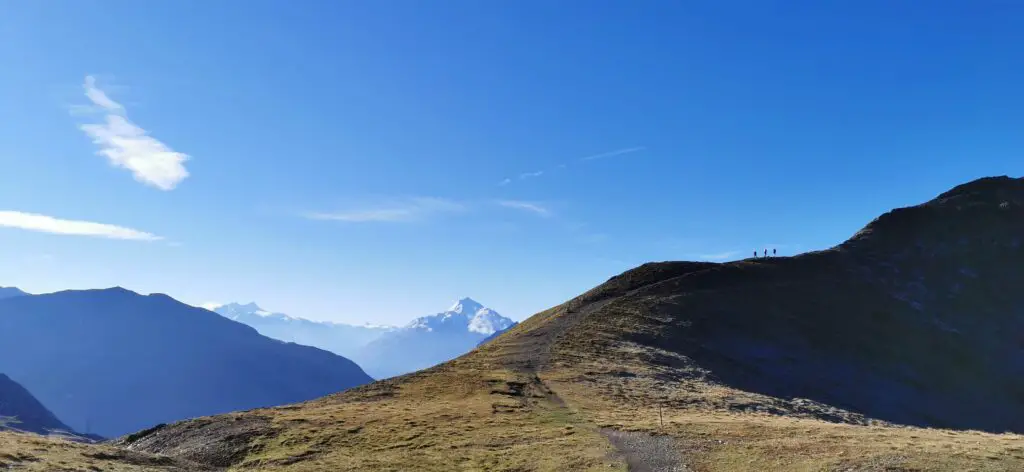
[
  {"left": 208, "top": 297, "right": 514, "bottom": 379},
  {"left": 218, "top": 302, "right": 260, "bottom": 311},
  {"left": 406, "top": 298, "right": 513, "bottom": 335},
  {"left": 216, "top": 302, "right": 294, "bottom": 321},
  {"left": 448, "top": 297, "right": 484, "bottom": 315}
]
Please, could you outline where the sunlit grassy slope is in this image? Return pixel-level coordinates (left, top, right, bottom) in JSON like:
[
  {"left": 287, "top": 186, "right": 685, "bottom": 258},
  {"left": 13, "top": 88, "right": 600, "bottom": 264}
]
[{"left": 3, "top": 176, "right": 1024, "bottom": 471}]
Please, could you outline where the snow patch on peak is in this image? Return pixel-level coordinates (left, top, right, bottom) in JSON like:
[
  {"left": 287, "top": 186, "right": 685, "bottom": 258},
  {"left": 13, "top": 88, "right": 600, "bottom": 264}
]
[
  {"left": 198, "top": 302, "right": 223, "bottom": 311},
  {"left": 448, "top": 297, "right": 483, "bottom": 314},
  {"left": 360, "top": 322, "right": 399, "bottom": 330},
  {"left": 217, "top": 302, "right": 263, "bottom": 312},
  {"left": 214, "top": 302, "right": 296, "bottom": 321},
  {"left": 468, "top": 307, "right": 514, "bottom": 335},
  {"left": 405, "top": 317, "right": 435, "bottom": 331},
  {"left": 238, "top": 302, "right": 262, "bottom": 312}
]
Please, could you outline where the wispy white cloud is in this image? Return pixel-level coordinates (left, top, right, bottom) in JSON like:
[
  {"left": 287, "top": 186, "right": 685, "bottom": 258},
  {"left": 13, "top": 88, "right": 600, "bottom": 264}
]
[
  {"left": 0, "top": 211, "right": 161, "bottom": 241},
  {"left": 83, "top": 76, "right": 124, "bottom": 111},
  {"left": 693, "top": 250, "right": 741, "bottom": 261},
  {"left": 499, "top": 146, "right": 645, "bottom": 186},
  {"left": 580, "top": 146, "right": 646, "bottom": 161},
  {"left": 198, "top": 302, "right": 223, "bottom": 311},
  {"left": 497, "top": 200, "right": 552, "bottom": 217},
  {"left": 78, "top": 76, "right": 190, "bottom": 190},
  {"left": 304, "top": 197, "right": 467, "bottom": 223}
]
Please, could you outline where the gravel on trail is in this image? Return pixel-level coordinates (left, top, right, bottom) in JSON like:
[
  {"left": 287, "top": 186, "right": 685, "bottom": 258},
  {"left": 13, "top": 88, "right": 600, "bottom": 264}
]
[{"left": 602, "top": 429, "right": 690, "bottom": 472}]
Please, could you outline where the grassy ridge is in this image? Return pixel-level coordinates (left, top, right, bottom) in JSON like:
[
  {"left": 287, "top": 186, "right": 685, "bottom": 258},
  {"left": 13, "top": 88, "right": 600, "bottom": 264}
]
[{"left": 5, "top": 178, "right": 1024, "bottom": 470}]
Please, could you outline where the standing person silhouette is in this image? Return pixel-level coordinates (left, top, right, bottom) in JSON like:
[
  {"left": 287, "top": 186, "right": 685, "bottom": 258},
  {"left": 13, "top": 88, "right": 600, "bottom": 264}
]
[
  {"left": 753, "top": 250, "right": 757, "bottom": 259},
  {"left": 773, "top": 248, "right": 777, "bottom": 257},
  {"left": 763, "top": 248, "right": 767, "bottom": 258}
]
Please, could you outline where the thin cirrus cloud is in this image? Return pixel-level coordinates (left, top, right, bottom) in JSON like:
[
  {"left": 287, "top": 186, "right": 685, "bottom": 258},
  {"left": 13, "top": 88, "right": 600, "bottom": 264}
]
[
  {"left": 78, "top": 76, "right": 190, "bottom": 191},
  {"left": 304, "top": 198, "right": 556, "bottom": 223},
  {"left": 500, "top": 146, "right": 645, "bottom": 185},
  {"left": 0, "top": 211, "right": 162, "bottom": 241},
  {"left": 303, "top": 197, "right": 468, "bottom": 223},
  {"left": 496, "top": 200, "right": 552, "bottom": 217},
  {"left": 579, "top": 146, "right": 646, "bottom": 161}
]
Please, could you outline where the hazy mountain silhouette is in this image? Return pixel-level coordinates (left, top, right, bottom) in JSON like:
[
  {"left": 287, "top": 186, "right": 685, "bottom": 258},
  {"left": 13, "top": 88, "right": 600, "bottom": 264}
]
[
  {"left": 212, "top": 302, "right": 394, "bottom": 361},
  {"left": 216, "top": 298, "right": 515, "bottom": 380},
  {"left": 0, "top": 287, "right": 27, "bottom": 300},
  {"left": 0, "top": 288, "right": 373, "bottom": 438}
]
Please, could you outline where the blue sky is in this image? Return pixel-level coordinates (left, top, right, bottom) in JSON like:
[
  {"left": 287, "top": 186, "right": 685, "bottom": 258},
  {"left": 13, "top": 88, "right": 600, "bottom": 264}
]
[{"left": 1, "top": 1, "right": 1023, "bottom": 324}]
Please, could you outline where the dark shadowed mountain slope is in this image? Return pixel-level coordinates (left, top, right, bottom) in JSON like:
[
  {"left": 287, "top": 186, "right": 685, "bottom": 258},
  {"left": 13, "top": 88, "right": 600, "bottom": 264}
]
[
  {"left": 0, "top": 374, "right": 74, "bottom": 436},
  {"left": 0, "top": 288, "right": 373, "bottom": 438},
  {"left": 522, "top": 176, "right": 1024, "bottom": 433},
  {"left": 10, "top": 176, "right": 1024, "bottom": 472}
]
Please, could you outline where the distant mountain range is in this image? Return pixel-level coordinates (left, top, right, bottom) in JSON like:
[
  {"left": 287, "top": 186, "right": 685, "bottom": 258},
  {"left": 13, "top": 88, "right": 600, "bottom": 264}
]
[
  {"left": 214, "top": 302, "right": 395, "bottom": 358},
  {"left": 352, "top": 298, "right": 516, "bottom": 378},
  {"left": 0, "top": 286, "right": 27, "bottom": 299},
  {"left": 0, "top": 287, "right": 373, "bottom": 438},
  {"left": 213, "top": 297, "right": 516, "bottom": 379}
]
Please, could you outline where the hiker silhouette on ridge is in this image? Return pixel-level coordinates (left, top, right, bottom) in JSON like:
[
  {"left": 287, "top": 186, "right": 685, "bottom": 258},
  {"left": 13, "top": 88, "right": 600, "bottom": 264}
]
[{"left": 773, "top": 248, "right": 777, "bottom": 257}]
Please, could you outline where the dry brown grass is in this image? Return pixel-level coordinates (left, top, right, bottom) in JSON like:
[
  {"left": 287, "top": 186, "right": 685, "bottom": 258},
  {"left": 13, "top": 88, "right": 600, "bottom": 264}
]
[
  {"left": 5, "top": 254, "right": 1024, "bottom": 471},
  {"left": 0, "top": 432, "right": 203, "bottom": 471},
  {"left": 1, "top": 365, "right": 625, "bottom": 471},
  {"left": 4, "top": 328, "right": 1024, "bottom": 472},
  {"left": 549, "top": 374, "right": 1024, "bottom": 472},
  {"left": 543, "top": 335, "right": 1024, "bottom": 472},
  {"left": 222, "top": 365, "right": 624, "bottom": 471},
  {"left": 7, "top": 362, "right": 1020, "bottom": 472}
]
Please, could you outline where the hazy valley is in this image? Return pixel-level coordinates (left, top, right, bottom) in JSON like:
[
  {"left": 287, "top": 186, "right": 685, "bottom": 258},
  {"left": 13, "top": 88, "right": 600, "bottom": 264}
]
[{"left": 210, "top": 298, "right": 517, "bottom": 379}]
